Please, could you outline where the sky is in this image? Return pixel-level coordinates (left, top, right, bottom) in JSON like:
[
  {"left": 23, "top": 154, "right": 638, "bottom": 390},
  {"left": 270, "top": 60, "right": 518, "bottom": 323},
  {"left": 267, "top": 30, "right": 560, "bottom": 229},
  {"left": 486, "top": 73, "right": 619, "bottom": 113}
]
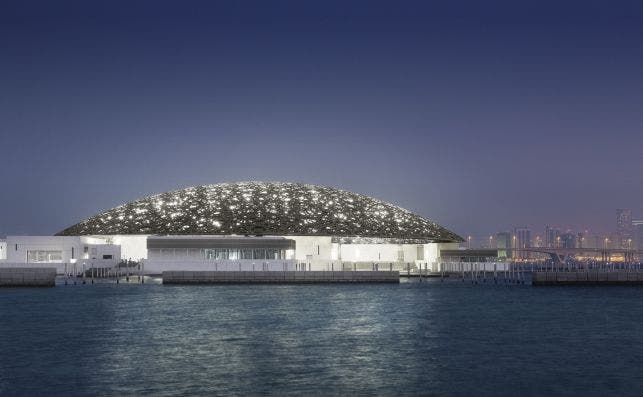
[{"left": 1, "top": 0, "right": 642, "bottom": 239}]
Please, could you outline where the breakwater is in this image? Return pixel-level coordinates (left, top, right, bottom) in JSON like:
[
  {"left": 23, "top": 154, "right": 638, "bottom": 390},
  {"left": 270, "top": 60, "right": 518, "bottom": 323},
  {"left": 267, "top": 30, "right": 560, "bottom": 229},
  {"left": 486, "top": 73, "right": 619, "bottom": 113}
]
[{"left": 0, "top": 267, "right": 57, "bottom": 287}]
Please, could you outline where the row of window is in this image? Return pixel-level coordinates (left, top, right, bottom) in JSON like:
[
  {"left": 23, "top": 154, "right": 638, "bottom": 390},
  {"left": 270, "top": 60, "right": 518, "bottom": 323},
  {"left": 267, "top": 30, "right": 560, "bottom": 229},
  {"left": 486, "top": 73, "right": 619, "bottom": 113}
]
[
  {"left": 27, "top": 250, "right": 63, "bottom": 263},
  {"left": 205, "top": 248, "right": 285, "bottom": 260},
  {"left": 150, "top": 248, "right": 289, "bottom": 260}
]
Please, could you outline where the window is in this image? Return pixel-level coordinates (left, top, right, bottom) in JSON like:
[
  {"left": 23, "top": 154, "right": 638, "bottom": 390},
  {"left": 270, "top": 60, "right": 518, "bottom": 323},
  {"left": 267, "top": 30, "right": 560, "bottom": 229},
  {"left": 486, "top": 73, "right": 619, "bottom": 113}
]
[
  {"left": 228, "top": 249, "right": 239, "bottom": 260},
  {"left": 241, "top": 249, "right": 254, "bottom": 259},
  {"left": 265, "top": 249, "right": 278, "bottom": 259},
  {"left": 203, "top": 247, "right": 284, "bottom": 260},
  {"left": 27, "top": 250, "right": 63, "bottom": 263},
  {"left": 416, "top": 245, "right": 424, "bottom": 261},
  {"left": 102, "top": 254, "right": 113, "bottom": 259},
  {"left": 205, "top": 249, "right": 230, "bottom": 260}
]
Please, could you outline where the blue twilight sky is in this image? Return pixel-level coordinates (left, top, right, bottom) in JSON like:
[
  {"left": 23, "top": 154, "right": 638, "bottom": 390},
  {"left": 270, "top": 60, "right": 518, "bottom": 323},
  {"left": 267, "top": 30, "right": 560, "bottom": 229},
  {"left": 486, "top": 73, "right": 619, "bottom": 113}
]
[{"left": 1, "top": 0, "right": 642, "bottom": 239}]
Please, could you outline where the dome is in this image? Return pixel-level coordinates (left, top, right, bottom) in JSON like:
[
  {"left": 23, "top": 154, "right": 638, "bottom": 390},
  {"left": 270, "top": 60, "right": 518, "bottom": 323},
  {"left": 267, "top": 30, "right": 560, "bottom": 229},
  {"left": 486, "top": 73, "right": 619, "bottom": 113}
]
[{"left": 56, "top": 182, "right": 463, "bottom": 243}]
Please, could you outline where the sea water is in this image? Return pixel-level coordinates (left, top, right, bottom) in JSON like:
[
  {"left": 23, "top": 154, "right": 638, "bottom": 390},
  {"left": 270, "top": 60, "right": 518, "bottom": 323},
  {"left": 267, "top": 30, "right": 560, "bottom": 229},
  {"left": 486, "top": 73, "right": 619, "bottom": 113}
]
[{"left": 1, "top": 279, "right": 642, "bottom": 396}]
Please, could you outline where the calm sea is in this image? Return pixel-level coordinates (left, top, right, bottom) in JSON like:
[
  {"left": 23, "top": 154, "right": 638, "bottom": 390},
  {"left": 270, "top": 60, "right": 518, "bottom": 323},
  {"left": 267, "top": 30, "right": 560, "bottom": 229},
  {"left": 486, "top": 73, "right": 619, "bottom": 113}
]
[{"left": 1, "top": 279, "right": 643, "bottom": 396}]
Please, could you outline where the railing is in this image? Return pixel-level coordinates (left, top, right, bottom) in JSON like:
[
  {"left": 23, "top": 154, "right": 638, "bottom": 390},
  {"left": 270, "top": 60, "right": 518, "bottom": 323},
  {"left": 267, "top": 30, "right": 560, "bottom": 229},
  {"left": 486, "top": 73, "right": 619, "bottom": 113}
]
[
  {"left": 141, "top": 259, "right": 297, "bottom": 274},
  {"left": 141, "top": 260, "right": 438, "bottom": 275}
]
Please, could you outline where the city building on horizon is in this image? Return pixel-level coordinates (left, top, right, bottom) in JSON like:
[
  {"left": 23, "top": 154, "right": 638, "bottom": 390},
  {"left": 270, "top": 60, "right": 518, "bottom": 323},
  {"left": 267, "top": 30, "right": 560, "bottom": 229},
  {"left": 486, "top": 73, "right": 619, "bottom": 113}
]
[
  {"left": 545, "top": 226, "right": 561, "bottom": 248},
  {"left": 496, "top": 232, "right": 511, "bottom": 259},
  {"left": 513, "top": 227, "right": 531, "bottom": 259},
  {"left": 561, "top": 232, "right": 576, "bottom": 249},
  {"left": 616, "top": 209, "right": 634, "bottom": 249},
  {"left": 576, "top": 232, "right": 585, "bottom": 249},
  {"left": 634, "top": 220, "right": 643, "bottom": 251}
]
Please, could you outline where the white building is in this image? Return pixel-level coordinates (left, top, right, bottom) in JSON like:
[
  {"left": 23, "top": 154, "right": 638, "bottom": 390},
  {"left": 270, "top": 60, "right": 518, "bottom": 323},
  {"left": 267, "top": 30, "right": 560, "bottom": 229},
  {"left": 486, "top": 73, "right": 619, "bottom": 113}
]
[{"left": 1, "top": 182, "right": 463, "bottom": 274}]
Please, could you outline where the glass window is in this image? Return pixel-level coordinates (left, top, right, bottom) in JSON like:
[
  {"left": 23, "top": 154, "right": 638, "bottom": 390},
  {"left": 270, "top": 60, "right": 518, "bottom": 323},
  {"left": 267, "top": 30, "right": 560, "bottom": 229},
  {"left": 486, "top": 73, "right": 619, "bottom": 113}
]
[
  {"left": 26, "top": 250, "right": 63, "bottom": 263},
  {"left": 265, "top": 249, "right": 278, "bottom": 259},
  {"left": 48, "top": 251, "right": 62, "bottom": 261},
  {"left": 241, "top": 249, "right": 253, "bottom": 259},
  {"left": 204, "top": 247, "right": 284, "bottom": 260},
  {"left": 253, "top": 249, "right": 266, "bottom": 259},
  {"left": 228, "top": 249, "right": 239, "bottom": 260}
]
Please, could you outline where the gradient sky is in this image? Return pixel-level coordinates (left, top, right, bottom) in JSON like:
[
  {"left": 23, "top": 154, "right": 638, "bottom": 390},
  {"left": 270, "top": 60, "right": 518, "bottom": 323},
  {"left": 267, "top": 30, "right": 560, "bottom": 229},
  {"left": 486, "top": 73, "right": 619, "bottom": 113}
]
[{"left": 1, "top": 0, "right": 642, "bottom": 239}]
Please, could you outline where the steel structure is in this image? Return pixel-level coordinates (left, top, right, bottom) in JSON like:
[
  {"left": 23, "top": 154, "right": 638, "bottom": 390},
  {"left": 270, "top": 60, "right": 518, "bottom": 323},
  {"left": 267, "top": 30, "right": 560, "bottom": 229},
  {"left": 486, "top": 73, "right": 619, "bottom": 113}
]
[{"left": 57, "top": 181, "right": 463, "bottom": 243}]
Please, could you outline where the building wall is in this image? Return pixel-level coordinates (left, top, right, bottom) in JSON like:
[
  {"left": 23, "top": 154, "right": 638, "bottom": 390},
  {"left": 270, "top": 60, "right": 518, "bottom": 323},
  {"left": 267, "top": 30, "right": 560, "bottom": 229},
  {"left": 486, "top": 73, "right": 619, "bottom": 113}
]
[
  {"left": 1, "top": 234, "right": 454, "bottom": 273},
  {"left": 336, "top": 243, "right": 405, "bottom": 263},
  {"left": 0, "top": 241, "right": 6, "bottom": 260},
  {"left": 289, "top": 236, "right": 443, "bottom": 267},
  {"left": 4, "top": 236, "right": 121, "bottom": 264},
  {"left": 6, "top": 236, "right": 82, "bottom": 263},
  {"left": 111, "top": 235, "right": 149, "bottom": 261},
  {"left": 289, "top": 236, "right": 333, "bottom": 263}
]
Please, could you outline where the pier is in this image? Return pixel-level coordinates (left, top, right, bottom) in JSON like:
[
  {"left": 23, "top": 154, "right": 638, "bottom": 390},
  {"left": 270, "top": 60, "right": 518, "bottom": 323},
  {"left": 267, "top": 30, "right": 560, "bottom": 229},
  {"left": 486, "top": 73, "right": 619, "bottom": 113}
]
[{"left": 533, "top": 271, "right": 643, "bottom": 286}]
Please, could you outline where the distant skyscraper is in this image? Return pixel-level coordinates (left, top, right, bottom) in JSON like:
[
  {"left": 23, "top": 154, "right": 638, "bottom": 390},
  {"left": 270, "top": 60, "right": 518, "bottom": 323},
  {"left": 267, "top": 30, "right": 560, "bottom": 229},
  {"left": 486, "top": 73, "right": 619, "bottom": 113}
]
[
  {"left": 496, "top": 232, "right": 511, "bottom": 259},
  {"left": 561, "top": 233, "right": 576, "bottom": 249},
  {"left": 545, "top": 226, "right": 561, "bottom": 248},
  {"left": 514, "top": 227, "right": 531, "bottom": 259},
  {"left": 634, "top": 221, "right": 643, "bottom": 251},
  {"left": 533, "top": 235, "right": 544, "bottom": 248},
  {"left": 616, "top": 209, "right": 634, "bottom": 249},
  {"left": 585, "top": 233, "right": 600, "bottom": 249},
  {"left": 576, "top": 232, "right": 585, "bottom": 248}
]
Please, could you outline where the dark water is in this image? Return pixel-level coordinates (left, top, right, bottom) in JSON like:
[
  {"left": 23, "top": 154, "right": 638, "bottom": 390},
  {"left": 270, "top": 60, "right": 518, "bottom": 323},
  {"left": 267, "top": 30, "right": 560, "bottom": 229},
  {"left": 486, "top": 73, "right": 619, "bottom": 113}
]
[{"left": 1, "top": 279, "right": 643, "bottom": 396}]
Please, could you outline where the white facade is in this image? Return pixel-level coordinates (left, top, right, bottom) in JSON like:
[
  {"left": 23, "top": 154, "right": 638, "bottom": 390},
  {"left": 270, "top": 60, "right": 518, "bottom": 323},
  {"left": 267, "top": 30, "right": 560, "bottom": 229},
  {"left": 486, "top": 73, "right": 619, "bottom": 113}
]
[
  {"left": 0, "top": 240, "right": 6, "bottom": 260},
  {"left": 290, "top": 236, "right": 445, "bottom": 270},
  {"left": 0, "top": 234, "right": 453, "bottom": 275},
  {"left": 142, "top": 260, "right": 298, "bottom": 274},
  {"left": 1, "top": 236, "right": 121, "bottom": 273},
  {"left": 110, "top": 235, "right": 149, "bottom": 261}
]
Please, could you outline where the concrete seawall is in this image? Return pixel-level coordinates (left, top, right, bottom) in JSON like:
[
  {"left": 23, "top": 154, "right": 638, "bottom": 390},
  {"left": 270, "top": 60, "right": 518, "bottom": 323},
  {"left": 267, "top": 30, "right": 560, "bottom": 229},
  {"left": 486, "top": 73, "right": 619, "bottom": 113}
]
[
  {"left": 533, "top": 271, "right": 643, "bottom": 286},
  {"left": 163, "top": 271, "right": 399, "bottom": 284},
  {"left": 0, "top": 268, "right": 57, "bottom": 287}
]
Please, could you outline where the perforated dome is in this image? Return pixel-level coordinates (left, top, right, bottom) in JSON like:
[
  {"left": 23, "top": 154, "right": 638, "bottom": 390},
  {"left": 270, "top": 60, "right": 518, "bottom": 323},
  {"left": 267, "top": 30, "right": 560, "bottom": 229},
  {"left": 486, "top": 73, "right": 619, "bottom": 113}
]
[{"left": 56, "top": 182, "right": 463, "bottom": 243}]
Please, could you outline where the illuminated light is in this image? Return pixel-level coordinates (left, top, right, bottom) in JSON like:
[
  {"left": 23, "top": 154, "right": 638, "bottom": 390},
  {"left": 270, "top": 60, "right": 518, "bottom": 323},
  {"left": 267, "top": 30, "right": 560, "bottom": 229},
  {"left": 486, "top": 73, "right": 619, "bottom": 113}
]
[{"left": 55, "top": 182, "right": 463, "bottom": 243}]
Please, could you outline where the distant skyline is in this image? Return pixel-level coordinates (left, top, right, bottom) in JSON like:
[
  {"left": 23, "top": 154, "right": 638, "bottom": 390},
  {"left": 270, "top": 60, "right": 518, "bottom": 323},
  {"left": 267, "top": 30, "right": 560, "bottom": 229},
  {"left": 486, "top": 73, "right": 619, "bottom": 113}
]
[{"left": 1, "top": 0, "right": 642, "bottom": 237}]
